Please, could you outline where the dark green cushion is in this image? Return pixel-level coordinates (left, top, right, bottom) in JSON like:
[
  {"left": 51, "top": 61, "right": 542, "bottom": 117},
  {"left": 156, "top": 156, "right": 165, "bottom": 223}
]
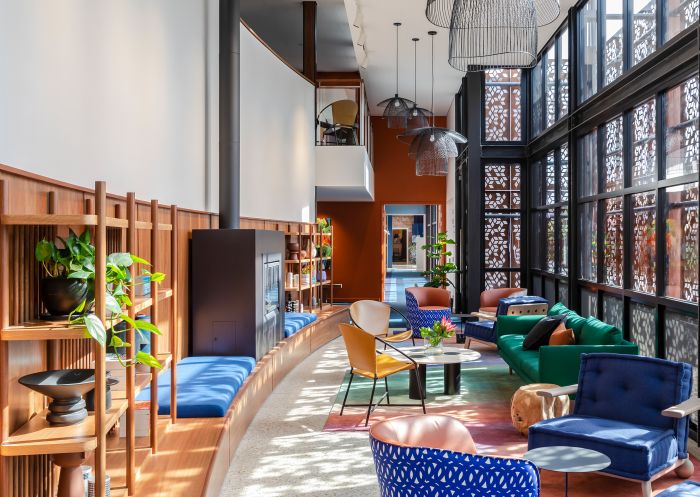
[
  {"left": 547, "top": 302, "right": 586, "bottom": 338},
  {"left": 579, "top": 317, "right": 623, "bottom": 345},
  {"left": 496, "top": 315, "right": 544, "bottom": 336},
  {"left": 548, "top": 302, "right": 570, "bottom": 316}
]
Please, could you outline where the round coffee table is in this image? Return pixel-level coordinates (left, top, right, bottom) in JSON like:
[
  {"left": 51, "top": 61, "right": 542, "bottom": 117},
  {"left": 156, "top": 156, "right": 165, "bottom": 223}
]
[
  {"left": 384, "top": 346, "right": 481, "bottom": 399},
  {"left": 523, "top": 446, "right": 611, "bottom": 497}
]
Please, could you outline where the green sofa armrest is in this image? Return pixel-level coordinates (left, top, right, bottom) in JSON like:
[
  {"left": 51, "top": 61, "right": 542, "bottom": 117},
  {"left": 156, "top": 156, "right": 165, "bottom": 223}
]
[
  {"left": 539, "top": 343, "right": 639, "bottom": 386},
  {"left": 496, "top": 315, "right": 543, "bottom": 339}
]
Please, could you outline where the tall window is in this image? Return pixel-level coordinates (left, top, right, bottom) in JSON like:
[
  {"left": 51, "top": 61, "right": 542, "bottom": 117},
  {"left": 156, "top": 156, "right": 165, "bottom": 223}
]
[
  {"left": 578, "top": 0, "right": 598, "bottom": 102},
  {"left": 531, "top": 60, "right": 543, "bottom": 137},
  {"left": 604, "top": 0, "right": 624, "bottom": 86},
  {"left": 483, "top": 163, "right": 522, "bottom": 289},
  {"left": 666, "top": 0, "right": 700, "bottom": 42},
  {"left": 531, "top": 29, "right": 570, "bottom": 138},
  {"left": 633, "top": 0, "right": 657, "bottom": 65},
  {"left": 484, "top": 69, "right": 522, "bottom": 142}
]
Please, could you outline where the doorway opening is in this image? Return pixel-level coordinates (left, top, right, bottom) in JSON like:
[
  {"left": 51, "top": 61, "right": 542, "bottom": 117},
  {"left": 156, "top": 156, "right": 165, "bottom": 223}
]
[{"left": 383, "top": 204, "right": 440, "bottom": 308}]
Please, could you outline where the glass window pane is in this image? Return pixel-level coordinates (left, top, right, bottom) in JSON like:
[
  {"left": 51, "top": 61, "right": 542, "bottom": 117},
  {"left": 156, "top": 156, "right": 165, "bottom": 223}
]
[
  {"left": 558, "top": 29, "right": 570, "bottom": 118},
  {"left": 604, "top": 116, "right": 624, "bottom": 192},
  {"left": 484, "top": 216, "right": 521, "bottom": 269},
  {"left": 560, "top": 144, "right": 569, "bottom": 202},
  {"left": 665, "top": 182, "right": 699, "bottom": 303},
  {"left": 604, "top": 196, "right": 624, "bottom": 287},
  {"left": 630, "top": 302, "right": 656, "bottom": 357},
  {"left": 579, "top": 130, "right": 598, "bottom": 196},
  {"left": 665, "top": 76, "right": 699, "bottom": 179},
  {"left": 532, "top": 160, "right": 543, "bottom": 207},
  {"left": 531, "top": 211, "right": 542, "bottom": 270},
  {"left": 632, "top": 99, "right": 657, "bottom": 186},
  {"left": 580, "top": 202, "right": 598, "bottom": 281},
  {"left": 665, "top": 311, "right": 699, "bottom": 423},
  {"left": 546, "top": 151, "right": 556, "bottom": 204},
  {"left": 581, "top": 288, "right": 598, "bottom": 317},
  {"left": 546, "top": 209, "right": 555, "bottom": 272},
  {"left": 484, "top": 69, "right": 522, "bottom": 142},
  {"left": 559, "top": 208, "right": 569, "bottom": 276},
  {"left": 604, "top": 0, "right": 624, "bottom": 87},
  {"left": 666, "top": 0, "right": 700, "bottom": 42},
  {"left": 632, "top": 0, "right": 656, "bottom": 66},
  {"left": 532, "top": 60, "right": 543, "bottom": 137},
  {"left": 484, "top": 163, "right": 521, "bottom": 210},
  {"left": 558, "top": 283, "right": 569, "bottom": 306},
  {"left": 602, "top": 294, "right": 623, "bottom": 330},
  {"left": 544, "top": 278, "right": 556, "bottom": 304},
  {"left": 545, "top": 45, "right": 557, "bottom": 128},
  {"left": 632, "top": 191, "right": 657, "bottom": 294},
  {"left": 485, "top": 271, "right": 521, "bottom": 290},
  {"left": 578, "top": 0, "right": 598, "bottom": 102}
]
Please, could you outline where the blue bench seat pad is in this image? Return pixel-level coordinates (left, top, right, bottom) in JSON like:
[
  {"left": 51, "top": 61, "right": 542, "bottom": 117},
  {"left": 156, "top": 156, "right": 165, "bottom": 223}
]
[
  {"left": 285, "top": 312, "right": 317, "bottom": 337},
  {"left": 529, "top": 415, "right": 678, "bottom": 480},
  {"left": 136, "top": 356, "right": 256, "bottom": 418},
  {"left": 658, "top": 481, "right": 700, "bottom": 496},
  {"left": 462, "top": 320, "right": 496, "bottom": 343}
]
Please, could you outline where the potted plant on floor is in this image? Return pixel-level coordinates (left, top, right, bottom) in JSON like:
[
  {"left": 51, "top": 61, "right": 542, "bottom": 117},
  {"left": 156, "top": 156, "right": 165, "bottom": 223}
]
[
  {"left": 420, "top": 317, "right": 456, "bottom": 355},
  {"left": 422, "top": 232, "right": 459, "bottom": 289},
  {"left": 35, "top": 229, "right": 94, "bottom": 317}
]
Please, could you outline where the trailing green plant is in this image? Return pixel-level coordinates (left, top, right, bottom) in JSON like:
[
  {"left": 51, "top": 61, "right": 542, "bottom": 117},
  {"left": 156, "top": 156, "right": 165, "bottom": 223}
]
[
  {"left": 421, "top": 232, "right": 459, "bottom": 288},
  {"left": 69, "top": 252, "right": 165, "bottom": 369},
  {"left": 35, "top": 229, "right": 95, "bottom": 279}
]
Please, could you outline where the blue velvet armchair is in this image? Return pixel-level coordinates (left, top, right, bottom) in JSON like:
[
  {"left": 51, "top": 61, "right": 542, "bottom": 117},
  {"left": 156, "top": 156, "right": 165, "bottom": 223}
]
[
  {"left": 370, "top": 414, "right": 540, "bottom": 497},
  {"left": 529, "top": 353, "right": 699, "bottom": 497}
]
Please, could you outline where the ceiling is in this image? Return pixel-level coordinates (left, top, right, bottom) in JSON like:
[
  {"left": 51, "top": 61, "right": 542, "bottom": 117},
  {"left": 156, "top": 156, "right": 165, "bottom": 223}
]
[
  {"left": 241, "top": 0, "right": 578, "bottom": 116},
  {"left": 351, "top": 0, "right": 578, "bottom": 116},
  {"left": 241, "top": 0, "right": 358, "bottom": 73}
]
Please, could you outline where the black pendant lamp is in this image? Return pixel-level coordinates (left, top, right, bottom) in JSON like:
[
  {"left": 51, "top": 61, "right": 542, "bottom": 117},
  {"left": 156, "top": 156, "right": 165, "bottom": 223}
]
[
  {"left": 406, "top": 37, "right": 432, "bottom": 130},
  {"left": 398, "top": 31, "right": 467, "bottom": 176},
  {"left": 377, "top": 22, "right": 415, "bottom": 129},
  {"left": 426, "top": 0, "right": 560, "bottom": 29}
]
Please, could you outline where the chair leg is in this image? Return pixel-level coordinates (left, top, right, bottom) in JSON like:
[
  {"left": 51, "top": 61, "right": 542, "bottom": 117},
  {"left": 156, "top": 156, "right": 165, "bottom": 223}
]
[
  {"left": 509, "top": 367, "right": 513, "bottom": 375},
  {"left": 413, "top": 368, "right": 426, "bottom": 414},
  {"left": 465, "top": 338, "right": 471, "bottom": 349},
  {"left": 384, "top": 377, "right": 390, "bottom": 404},
  {"left": 411, "top": 336, "right": 415, "bottom": 346},
  {"left": 340, "top": 372, "right": 354, "bottom": 416},
  {"left": 641, "top": 481, "right": 652, "bottom": 497},
  {"left": 365, "top": 378, "right": 378, "bottom": 427},
  {"left": 676, "top": 458, "right": 694, "bottom": 478}
]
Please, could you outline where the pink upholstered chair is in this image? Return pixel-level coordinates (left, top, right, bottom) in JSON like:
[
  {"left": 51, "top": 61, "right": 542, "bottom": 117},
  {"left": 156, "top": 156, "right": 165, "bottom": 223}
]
[
  {"left": 479, "top": 287, "right": 526, "bottom": 314},
  {"left": 404, "top": 287, "right": 452, "bottom": 338}
]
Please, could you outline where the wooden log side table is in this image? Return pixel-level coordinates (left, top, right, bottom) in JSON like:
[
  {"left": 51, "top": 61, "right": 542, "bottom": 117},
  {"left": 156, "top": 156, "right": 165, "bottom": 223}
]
[{"left": 511, "top": 383, "right": 570, "bottom": 435}]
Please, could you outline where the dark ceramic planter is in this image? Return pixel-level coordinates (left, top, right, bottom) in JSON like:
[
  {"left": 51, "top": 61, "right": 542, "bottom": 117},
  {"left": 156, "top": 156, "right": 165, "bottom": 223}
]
[
  {"left": 18, "top": 369, "right": 95, "bottom": 425},
  {"left": 40, "top": 278, "right": 88, "bottom": 316}
]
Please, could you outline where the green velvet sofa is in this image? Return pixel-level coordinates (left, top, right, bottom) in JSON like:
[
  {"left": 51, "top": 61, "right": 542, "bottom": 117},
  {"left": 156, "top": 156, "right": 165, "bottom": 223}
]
[{"left": 496, "top": 302, "right": 639, "bottom": 387}]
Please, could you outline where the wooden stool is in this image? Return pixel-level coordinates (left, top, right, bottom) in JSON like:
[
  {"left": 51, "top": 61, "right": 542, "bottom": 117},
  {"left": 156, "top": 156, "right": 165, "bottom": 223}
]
[{"left": 511, "top": 383, "right": 570, "bottom": 436}]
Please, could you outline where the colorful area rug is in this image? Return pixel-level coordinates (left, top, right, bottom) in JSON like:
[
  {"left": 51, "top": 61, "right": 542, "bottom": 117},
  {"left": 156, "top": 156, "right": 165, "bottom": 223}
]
[{"left": 323, "top": 341, "right": 700, "bottom": 496}]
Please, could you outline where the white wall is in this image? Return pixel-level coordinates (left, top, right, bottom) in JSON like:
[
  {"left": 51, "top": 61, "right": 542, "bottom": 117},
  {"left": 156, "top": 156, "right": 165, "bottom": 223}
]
[
  {"left": 0, "top": 1, "right": 209, "bottom": 210},
  {"left": 0, "top": 1, "right": 318, "bottom": 222},
  {"left": 239, "top": 26, "right": 316, "bottom": 222}
]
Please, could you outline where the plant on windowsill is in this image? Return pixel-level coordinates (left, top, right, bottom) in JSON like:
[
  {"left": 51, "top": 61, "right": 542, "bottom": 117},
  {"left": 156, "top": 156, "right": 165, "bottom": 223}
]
[
  {"left": 69, "top": 252, "right": 165, "bottom": 369},
  {"left": 420, "top": 317, "right": 456, "bottom": 355},
  {"left": 35, "top": 229, "right": 94, "bottom": 317},
  {"left": 421, "top": 232, "right": 459, "bottom": 289}
]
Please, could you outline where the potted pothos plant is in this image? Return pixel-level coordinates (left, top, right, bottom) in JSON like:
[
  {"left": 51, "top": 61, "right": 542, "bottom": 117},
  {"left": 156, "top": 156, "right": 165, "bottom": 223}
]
[
  {"left": 35, "top": 230, "right": 94, "bottom": 317},
  {"left": 421, "top": 232, "right": 459, "bottom": 289},
  {"left": 69, "top": 252, "right": 165, "bottom": 369}
]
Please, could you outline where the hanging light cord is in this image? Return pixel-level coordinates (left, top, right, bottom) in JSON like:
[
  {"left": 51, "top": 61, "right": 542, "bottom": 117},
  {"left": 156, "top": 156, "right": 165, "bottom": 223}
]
[
  {"left": 413, "top": 39, "right": 417, "bottom": 104},
  {"left": 430, "top": 32, "right": 435, "bottom": 130},
  {"left": 395, "top": 24, "right": 399, "bottom": 95}
]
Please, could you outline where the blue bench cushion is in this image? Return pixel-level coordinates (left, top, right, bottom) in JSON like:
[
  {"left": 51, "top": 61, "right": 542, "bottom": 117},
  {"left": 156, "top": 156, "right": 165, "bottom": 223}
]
[
  {"left": 496, "top": 295, "right": 549, "bottom": 316},
  {"left": 284, "top": 312, "right": 317, "bottom": 337},
  {"left": 529, "top": 415, "right": 678, "bottom": 481},
  {"left": 136, "top": 356, "right": 256, "bottom": 418},
  {"left": 462, "top": 320, "right": 497, "bottom": 343},
  {"left": 658, "top": 481, "right": 700, "bottom": 496}
]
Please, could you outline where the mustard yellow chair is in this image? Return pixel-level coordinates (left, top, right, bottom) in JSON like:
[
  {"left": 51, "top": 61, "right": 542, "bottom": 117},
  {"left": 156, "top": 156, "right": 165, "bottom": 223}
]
[
  {"left": 350, "top": 300, "right": 415, "bottom": 346},
  {"left": 339, "top": 323, "right": 426, "bottom": 426}
]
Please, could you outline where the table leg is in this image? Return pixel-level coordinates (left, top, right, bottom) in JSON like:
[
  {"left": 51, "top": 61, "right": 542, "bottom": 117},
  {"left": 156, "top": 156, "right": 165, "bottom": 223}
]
[
  {"left": 565, "top": 472, "right": 568, "bottom": 497},
  {"left": 443, "top": 363, "right": 461, "bottom": 395},
  {"left": 409, "top": 364, "right": 427, "bottom": 400}
]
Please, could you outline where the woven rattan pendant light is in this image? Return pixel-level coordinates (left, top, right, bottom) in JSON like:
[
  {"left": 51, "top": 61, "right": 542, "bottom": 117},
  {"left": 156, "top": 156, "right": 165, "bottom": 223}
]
[
  {"left": 406, "top": 37, "right": 432, "bottom": 130},
  {"left": 377, "top": 22, "right": 415, "bottom": 129},
  {"left": 398, "top": 31, "right": 467, "bottom": 176},
  {"left": 426, "top": 0, "right": 560, "bottom": 29}
]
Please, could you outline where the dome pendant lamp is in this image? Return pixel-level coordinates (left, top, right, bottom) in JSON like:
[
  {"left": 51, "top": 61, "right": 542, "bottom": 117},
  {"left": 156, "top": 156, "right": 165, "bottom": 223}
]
[
  {"left": 398, "top": 31, "right": 467, "bottom": 176},
  {"left": 377, "top": 22, "right": 415, "bottom": 129},
  {"left": 406, "top": 37, "right": 432, "bottom": 130},
  {"left": 426, "top": 0, "right": 561, "bottom": 29}
]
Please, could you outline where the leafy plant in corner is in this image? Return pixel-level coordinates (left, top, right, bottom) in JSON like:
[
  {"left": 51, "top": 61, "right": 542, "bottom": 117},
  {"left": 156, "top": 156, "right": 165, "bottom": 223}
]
[
  {"left": 69, "top": 252, "right": 165, "bottom": 369},
  {"left": 421, "top": 232, "right": 459, "bottom": 288}
]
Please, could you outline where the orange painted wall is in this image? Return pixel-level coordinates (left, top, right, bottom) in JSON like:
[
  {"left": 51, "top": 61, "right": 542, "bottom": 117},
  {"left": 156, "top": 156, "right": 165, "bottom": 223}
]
[{"left": 318, "top": 116, "right": 447, "bottom": 302}]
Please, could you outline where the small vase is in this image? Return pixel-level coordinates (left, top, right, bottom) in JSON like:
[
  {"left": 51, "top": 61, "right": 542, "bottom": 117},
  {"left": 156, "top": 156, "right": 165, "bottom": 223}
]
[{"left": 425, "top": 341, "right": 443, "bottom": 355}]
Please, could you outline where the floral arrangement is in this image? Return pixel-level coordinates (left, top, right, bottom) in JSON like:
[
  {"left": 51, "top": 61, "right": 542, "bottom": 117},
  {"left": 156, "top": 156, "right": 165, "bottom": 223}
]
[{"left": 420, "top": 317, "right": 456, "bottom": 349}]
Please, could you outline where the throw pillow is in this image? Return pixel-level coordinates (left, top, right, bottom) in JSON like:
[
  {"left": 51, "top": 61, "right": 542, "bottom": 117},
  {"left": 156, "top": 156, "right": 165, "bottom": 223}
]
[
  {"left": 549, "top": 325, "right": 576, "bottom": 346},
  {"left": 579, "top": 317, "right": 623, "bottom": 345},
  {"left": 548, "top": 302, "right": 570, "bottom": 316},
  {"left": 522, "top": 314, "right": 567, "bottom": 350}
]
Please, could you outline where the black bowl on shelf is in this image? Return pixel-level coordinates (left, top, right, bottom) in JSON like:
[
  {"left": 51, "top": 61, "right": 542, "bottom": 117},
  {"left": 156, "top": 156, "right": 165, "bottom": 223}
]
[{"left": 18, "top": 369, "right": 95, "bottom": 426}]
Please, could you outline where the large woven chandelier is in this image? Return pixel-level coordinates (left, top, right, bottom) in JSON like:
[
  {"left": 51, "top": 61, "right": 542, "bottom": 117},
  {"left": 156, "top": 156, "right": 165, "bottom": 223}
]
[
  {"left": 398, "top": 31, "right": 467, "bottom": 176},
  {"left": 425, "top": 0, "right": 561, "bottom": 71},
  {"left": 377, "top": 22, "right": 415, "bottom": 129}
]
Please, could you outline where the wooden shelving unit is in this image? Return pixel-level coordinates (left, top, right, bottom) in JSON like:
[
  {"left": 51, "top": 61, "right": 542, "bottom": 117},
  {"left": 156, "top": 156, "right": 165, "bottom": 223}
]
[
  {"left": 0, "top": 180, "right": 180, "bottom": 497},
  {"left": 283, "top": 224, "right": 333, "bottom": 312}
]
